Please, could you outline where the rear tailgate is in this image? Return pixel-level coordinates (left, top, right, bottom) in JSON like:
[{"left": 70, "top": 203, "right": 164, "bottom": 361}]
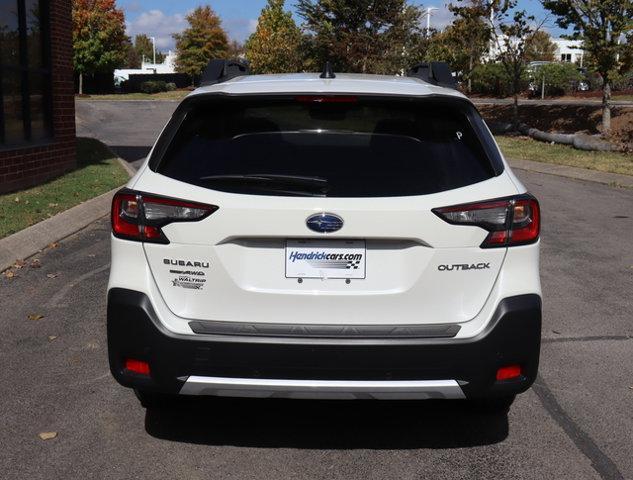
[
  {"left": 138, "top": 173, "right": 516, "bottom": 325},
  {"left": 134, "top": 94, "right": 516, "bottom": 326}
]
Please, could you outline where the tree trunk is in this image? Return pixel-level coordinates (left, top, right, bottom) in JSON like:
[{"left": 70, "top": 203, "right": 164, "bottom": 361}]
[
  {"left": 602, "top": 80, "right": 611, "bottom": 134},
  {"left": 512, "top": 71, "right": 520, "bottom": 131},
  {"left": 512, "top": 92, "right": 519, "bottom": 131},
  {"left": 79, "top": 73, "right": 83, "bottom": 95}
]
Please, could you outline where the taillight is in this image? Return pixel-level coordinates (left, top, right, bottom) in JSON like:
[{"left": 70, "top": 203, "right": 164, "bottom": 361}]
[
  {"left": 111, "top": 189, "right": 217, "bottom": 244},
  {"left": 433, "top": 194, "right": 540, "bottom": 248}
]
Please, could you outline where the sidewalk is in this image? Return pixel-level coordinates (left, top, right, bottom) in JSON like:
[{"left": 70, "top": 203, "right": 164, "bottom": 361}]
[{"left": 508, "top": 158, "right": 633, "bottom": 189}]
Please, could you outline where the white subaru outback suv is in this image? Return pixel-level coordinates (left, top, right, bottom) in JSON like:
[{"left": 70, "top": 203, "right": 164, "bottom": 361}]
[{"left": 107, "top": 60, "right": 541, "bottom": 411}]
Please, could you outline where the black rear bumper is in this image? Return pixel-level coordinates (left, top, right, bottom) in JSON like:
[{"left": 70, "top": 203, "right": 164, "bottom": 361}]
[{"left": 107, "top": 288, "right": 541, "bottom": 399}]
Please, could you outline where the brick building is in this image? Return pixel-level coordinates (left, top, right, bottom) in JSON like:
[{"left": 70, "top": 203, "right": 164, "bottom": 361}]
[{"left": 0, "top": 0, "right": 76, "bottom": 194}]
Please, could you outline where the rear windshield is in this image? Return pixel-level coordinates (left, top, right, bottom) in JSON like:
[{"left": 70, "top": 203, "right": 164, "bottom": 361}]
[{"left": 154, "top": 97, "right": 500, "bottom": 197}]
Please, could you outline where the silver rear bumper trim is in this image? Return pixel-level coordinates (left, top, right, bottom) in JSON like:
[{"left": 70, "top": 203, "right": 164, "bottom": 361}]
[{"left": 179, "top": 376, "right": 466, "bottom": 400}]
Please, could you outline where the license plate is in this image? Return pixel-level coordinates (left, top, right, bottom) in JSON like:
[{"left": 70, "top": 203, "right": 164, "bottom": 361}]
[{"left": 285, "top": 239, "right": 366, "bottom": 279}]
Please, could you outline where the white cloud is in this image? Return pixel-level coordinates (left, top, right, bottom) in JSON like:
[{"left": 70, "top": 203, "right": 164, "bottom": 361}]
[
  {"left": 125, "top": 9, "right": 188, "bottom": 51},
  {"left": 126, "top": 9, "right": 258, "bottom": 50},
  {"left": 223, "top": 17, "right": 259, "bottom": 43}
]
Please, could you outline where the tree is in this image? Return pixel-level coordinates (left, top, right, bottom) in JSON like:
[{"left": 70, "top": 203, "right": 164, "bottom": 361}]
[
  {"left": 72, "top": 0, "right": 128, "bottom": 94},
  {"left": 134, "top": 34, "right": 166, "bottom": 64},
  {"left": 487, "top": 0, "right": 542, "bottom": 129},
  {"left": 541, "top": 0, "right": 633, "bottom": 133},
  {"left": 245, "top": 0, "right": 303, "bottom": 73},
  {"left": 447, "top": 1, "right": 492, "bottom": 92},
  {"left": 124, "top": 37, "right": 141, "bottom": 68},
  {"left": 524, "top": 30, "right": 557, "bottom": 62},
  {"left": 173, "top": 6, "right": 229, "bottom": 83},
  {"left": 297, "top": 0, "right": 424, "bottom": 74}
]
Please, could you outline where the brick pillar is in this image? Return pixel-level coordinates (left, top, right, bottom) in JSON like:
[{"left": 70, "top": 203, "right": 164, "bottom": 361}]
[{"left": 0, "top": 0, "right": 77, "bottom": 194}]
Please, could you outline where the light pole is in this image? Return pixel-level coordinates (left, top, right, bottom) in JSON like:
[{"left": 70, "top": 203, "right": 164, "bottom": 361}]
[
  {"left": 425, "top": 7, "right": 438, "bottom": 37},
  {"left": 151, "top": 36, "right": 156, "bottom": 64}
]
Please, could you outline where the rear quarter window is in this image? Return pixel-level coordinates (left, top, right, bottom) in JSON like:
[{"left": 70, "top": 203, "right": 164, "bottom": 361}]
[{"left": 152, "top": 96, "right": 503, "bottom": 197}]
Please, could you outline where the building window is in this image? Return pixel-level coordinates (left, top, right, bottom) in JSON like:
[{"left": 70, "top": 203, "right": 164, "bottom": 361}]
[
  {"left": 0, "top": 0, "right": 52, "bottom": 145},
  {"left": 561, "top": 53, "right": 572, "bottom": 63}
]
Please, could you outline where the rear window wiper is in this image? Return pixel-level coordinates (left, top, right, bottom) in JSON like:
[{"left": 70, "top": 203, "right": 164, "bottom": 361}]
[{"left": 198, "top": 174, "right": 329, "bottom": 195}]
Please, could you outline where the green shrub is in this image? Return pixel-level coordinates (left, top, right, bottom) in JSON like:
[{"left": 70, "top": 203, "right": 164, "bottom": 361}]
[
  {"left": 165, "top": 82, "right": 177, "bottom": 91},
  {"left": 139, "top": 80, "right": 167, "bottom": 94},
  {"left": 471, "top": 63, "right": 513, "bottom": 97},
  {"left": 611, "top": 70, "right": 633, "bottom": 91},
  {"left": 531, "top": 63, "right": 582, "bottom": 96}
]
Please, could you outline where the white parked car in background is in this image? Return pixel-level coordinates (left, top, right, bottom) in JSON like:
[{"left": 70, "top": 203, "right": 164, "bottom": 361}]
[{"left": 107, "top": 60, "right": 541, "bottom": 412}]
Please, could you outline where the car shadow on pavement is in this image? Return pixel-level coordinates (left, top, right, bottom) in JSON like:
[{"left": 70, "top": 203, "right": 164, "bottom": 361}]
[{"left": 144, "top": 396, "right": 508, "bottom": 449}]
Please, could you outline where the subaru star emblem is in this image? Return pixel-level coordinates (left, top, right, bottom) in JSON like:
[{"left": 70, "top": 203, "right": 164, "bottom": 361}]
[{"left": 306, "top": 213, "right": 344, "bottom": 233}]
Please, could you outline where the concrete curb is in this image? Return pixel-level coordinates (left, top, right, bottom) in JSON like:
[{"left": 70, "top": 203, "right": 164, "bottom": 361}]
[
  {"left": 116, "top": 157, "right": 137, "bottom": 177},
  {"left": 0, "top": 188, "right": 119, "bottom": 272},
  {"left": 0, "top": 155, "right": 133, "bottom": 273},
  {"left": 508, "top": 158, "right": 633, "bottom": 189}
]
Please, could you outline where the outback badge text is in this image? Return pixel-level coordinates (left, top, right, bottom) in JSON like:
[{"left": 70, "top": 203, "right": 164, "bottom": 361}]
[{"left": 437, "top": 263, "right": 491, "bottom": 271}]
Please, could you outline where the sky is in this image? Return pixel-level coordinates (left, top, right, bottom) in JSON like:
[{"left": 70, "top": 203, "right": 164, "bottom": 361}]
[{"left": 120, "top": 0, "right": 568, "bottom": 52}]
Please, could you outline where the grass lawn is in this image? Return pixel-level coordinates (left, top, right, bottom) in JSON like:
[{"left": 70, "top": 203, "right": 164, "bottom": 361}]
[
  {"left": 77, "top": 90, "right": 189, "bottom": 101},
  {"left": 495, "top": 135, "right": 633, "bottom": 176},
  {"left": 0, "top": 137, "right": 129, "bottom": 238}
]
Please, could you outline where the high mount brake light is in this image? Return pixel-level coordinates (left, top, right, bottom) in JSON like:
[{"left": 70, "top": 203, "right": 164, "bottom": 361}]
[
  {"left": 111, "top": 190, "right": 217, "bottom": 244},
  {"left": 295, "top": 95, "right": 358, "bottom": 103},
  {"left": 433, "top": 195, "right": 540, "bottom": 248}
]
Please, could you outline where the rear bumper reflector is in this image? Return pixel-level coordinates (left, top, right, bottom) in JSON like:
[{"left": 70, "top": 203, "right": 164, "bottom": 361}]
[{"left": 179, "top": 376, "right": 465, "bottom": 400}]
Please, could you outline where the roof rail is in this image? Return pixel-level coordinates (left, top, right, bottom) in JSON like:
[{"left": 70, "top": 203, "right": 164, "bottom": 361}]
[
  {"left": 200, "top": 59, "right": 250, "bottom": 86},
  {"left": 407, "top": 62, "right": 457, "bottom": 89}
]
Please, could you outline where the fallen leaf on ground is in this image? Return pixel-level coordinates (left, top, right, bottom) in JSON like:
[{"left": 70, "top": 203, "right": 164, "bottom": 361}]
[
  {"left": 30, "top": 259, "right": 41, "bottom": 268},
  {"left": 13, "top": 259, "right": 25, "bottom": 269},
  {"left": 38, "top": 432, "right": 57, "bottom": 440},
  {"left": 3, "top": 271, "right": 15, "bottom": 279},
  {"left": 48, "top": 203, "right": 58, "bottom": 207},
  {"left": 13, "top": 197, "right": 20, "bottom": 203},
  {"left": 28, "top": 314, "right": 44, "bottom": 321},
  {"left": 48, "top": 335, "right": 57, "bottom": 341},
  {"left": 46, "top": 273, "right": 59, "bottom": 279},
  {"left": 47, "top": 242, "right": 59, "bottom": 249}
]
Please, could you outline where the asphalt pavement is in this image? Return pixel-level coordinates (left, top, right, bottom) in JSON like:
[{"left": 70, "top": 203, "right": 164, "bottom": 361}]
[{"left": 0, "top": 100, "right": 631, "bottom": 480}]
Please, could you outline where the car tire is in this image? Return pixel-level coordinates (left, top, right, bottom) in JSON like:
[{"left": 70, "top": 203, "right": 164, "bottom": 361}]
[
  {"left": 468, "top": 395, "right": 515, "bottom": 414},
  {"left": 134, "top": 389, "right": 178, "bottom": 409}
]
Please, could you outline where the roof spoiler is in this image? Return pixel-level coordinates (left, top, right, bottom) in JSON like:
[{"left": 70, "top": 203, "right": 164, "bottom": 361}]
[
  {"left": 200, "top": 59, "right": 250, "bottom": 86},
  {"left": 407, "top": 62, "right": 457, "bottom": 89}
]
